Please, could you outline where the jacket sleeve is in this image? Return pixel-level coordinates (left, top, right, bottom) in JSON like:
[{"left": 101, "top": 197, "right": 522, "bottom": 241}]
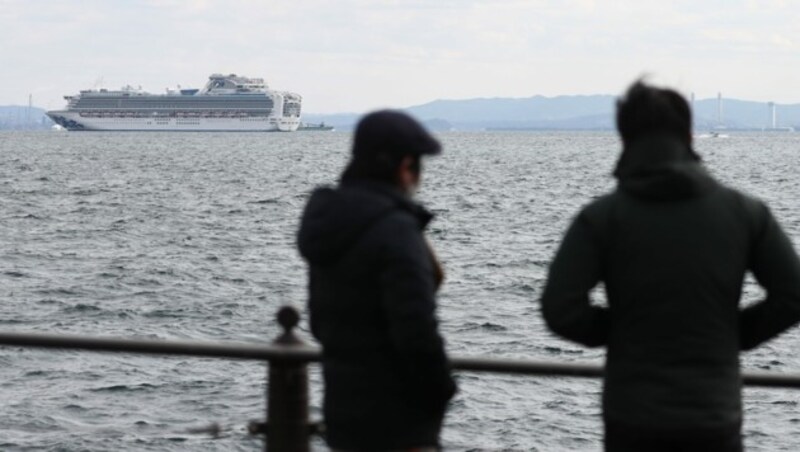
[
  {"left": 378, "top": 214, "right": 457, "bottom": 413},
  {"left": 541, "top": 210, "right": 610, "bottom": 347},
  {"left": 740, "top": 203, "right": 800, "bottom": 350}
]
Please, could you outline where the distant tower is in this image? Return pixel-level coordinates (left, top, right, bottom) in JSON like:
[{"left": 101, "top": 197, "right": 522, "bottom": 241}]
[
  {"left": 769, "top": 102, "right": 777, "bottom": 129},
  {"left": 27, "top": 94, "right": 32, "bottom": 127},
  {"left": 717, "top": 92, "right": 723, "bottom": 128}
]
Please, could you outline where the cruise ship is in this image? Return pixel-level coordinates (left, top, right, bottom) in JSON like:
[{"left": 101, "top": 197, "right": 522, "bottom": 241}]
[{"left": 46, "top": 73, "right": 302, "bottom": 132}]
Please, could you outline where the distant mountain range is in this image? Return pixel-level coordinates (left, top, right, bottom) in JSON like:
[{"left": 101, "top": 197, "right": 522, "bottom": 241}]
[
  {"left": 304, "top": 95, "right": 800, "bottom": 132},
  {"left": 5, "top": 95, "right": 800, "bottom": 131}
]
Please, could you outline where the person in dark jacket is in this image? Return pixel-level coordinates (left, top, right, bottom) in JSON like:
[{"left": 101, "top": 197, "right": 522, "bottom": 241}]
[
  {"left": 297, "top": 110, "right": 456, "bottom": 451},
  {"left": 541, "top": 80, "right": 800, "bottom": 451}
]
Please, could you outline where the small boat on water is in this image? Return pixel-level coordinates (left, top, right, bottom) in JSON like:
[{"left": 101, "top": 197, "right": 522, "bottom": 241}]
[
  {"left": 298, "top": 122, "right": 334, "bottom": 132},
  {"left": 695, "top": 131, "right": 729, "bottom": 139}
]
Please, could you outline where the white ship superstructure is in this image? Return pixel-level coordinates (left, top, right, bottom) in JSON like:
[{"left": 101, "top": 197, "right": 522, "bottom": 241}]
[{"left": 46, "top": 74, "right": 302, "bottom": 132}]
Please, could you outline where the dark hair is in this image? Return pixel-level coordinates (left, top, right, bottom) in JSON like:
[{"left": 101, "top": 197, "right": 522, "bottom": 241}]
[
  {"left": 616, "top": 80, "right": 692, "bottom": 146},
  {"left": 341, "top": 152, "right": 421, "bottom": 184}
]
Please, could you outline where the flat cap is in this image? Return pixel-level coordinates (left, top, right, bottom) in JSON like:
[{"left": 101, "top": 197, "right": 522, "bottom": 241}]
[{"left": 352, "top": 110, "right": 441, "bottom": 158}]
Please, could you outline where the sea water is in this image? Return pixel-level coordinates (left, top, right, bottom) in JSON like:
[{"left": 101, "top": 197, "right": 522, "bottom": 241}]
[{"left": 2, "top": 131, "right": 800, "bottom": 450}]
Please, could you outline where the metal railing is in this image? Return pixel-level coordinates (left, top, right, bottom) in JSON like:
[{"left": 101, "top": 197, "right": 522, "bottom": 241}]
[{"left": 1, "top": 305, "right": 800, "bottom": 451}]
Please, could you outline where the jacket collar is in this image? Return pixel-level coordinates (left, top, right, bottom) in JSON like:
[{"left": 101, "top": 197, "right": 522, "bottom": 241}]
[
  {"left": 340, "top": 179, "right": 434, "bottom": 227},
  {"left": 613, "top": 134, "right": 717, "bottom": 201}
]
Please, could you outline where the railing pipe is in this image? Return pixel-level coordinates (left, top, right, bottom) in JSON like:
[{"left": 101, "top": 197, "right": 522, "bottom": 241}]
[
  {"left": 0, "top": 330, "right": 320, "bottom": 361},
  {"left": 1, "top": 329, "right": 798, "bottom": 388},
  {"left": 450, "top": 356, "right": 602, "bottom": 378},
  {"left": 3, "top": 306, "right": 800, "bottom": 452}
]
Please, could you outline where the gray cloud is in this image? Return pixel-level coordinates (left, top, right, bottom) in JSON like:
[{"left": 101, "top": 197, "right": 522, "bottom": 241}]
[{"left": 2, "top": 0, "right": 799, "bottom": 112}]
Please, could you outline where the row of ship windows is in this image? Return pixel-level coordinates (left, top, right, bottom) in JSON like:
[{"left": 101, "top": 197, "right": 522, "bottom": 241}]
[
  {"left": 74, "top": 101, "right": 276, "bottom": 109},
  {"left": 77, "top": 96, "right": 275, "bottom": 101},
  {"left": 92, "top": 117, "right": 268, "bottom": 123},
  {"left": 283, "top": 105, "right": 302, "bottom": 115},
  {"left": 95, "top": 118, "right": 198, "bottom": 124},
  {"left": 78, "top": 111, "right": 272, "bottom": 118}
]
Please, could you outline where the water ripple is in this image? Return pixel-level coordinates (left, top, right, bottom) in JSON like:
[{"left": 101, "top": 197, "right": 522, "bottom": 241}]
[{"left": 2, "top": 131, "right": 800, "bottom": 450}]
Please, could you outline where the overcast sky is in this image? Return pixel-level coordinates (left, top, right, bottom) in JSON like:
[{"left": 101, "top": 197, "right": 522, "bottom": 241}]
[{"left": 2, "top": 0, "right": 798, "bottom": 113}]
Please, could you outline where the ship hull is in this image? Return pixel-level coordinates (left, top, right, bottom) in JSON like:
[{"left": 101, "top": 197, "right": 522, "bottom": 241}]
[{"left": 46, "top": 111, "right": 300, "bottom": 132}]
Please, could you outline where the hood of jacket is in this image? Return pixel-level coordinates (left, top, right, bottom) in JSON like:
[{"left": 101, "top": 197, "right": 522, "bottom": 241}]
[
  {"left": 297, "top": 179, "right": 432, "bottom": 265},
  {"left": 613, "top": 134, "right": 718, "bottom": 201}
]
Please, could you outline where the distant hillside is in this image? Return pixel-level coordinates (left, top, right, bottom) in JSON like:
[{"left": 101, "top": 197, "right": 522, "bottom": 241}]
[
  {"left": 306, "top": 95, "right": 800, "bottom": 131},
  {"left": 0, "top": 106, "right": 52, "bottom": 130},
  {"left": 406, "top": 95, "right": 616, "bottom": 129}
]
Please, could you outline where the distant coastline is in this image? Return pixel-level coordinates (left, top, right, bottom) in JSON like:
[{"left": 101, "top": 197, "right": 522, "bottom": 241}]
[
  {"left": 300, "top": 95, "right": 800, "bottom": 133},
  {"left": 5, "top": 94, "right": 800, "bottom": 131}
]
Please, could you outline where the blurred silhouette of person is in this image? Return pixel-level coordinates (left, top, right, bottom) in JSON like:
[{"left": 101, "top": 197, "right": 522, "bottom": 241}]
[
  {"left": 541, "top": 80, "right": 800, "bottom": 452},
  {"left": 298, "top": 110, "right": 456, "bottom": 451}
]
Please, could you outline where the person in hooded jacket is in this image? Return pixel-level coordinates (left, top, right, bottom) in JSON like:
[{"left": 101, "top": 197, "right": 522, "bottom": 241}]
[
  {"left": 541, "top": 81, "right": 800, "bottom": 451},
  {"left": 297, "top": 110, "right": 456, "bottom": 451}
]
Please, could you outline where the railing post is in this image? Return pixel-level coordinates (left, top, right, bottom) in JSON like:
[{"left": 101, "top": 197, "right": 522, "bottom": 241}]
[{"left": 266, "top": 305, "right": 310, "bottom": 452}]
